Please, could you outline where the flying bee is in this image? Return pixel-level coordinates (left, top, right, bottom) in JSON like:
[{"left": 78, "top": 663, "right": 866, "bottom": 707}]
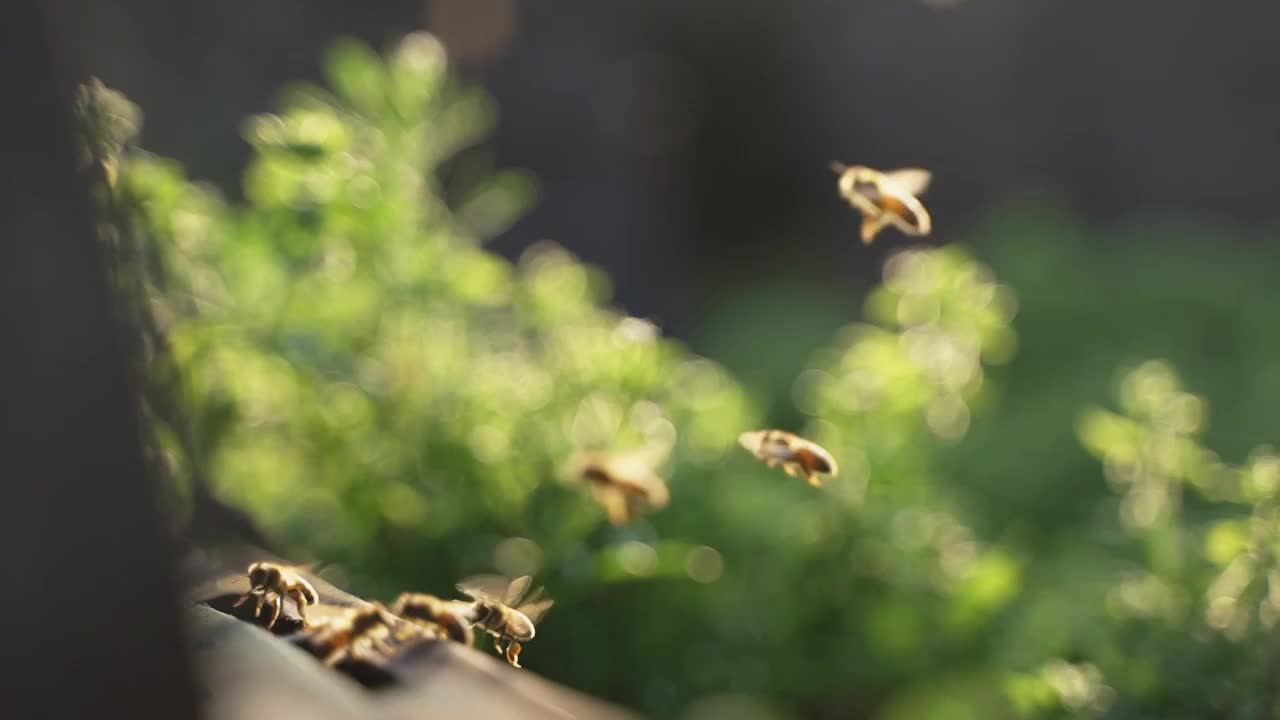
[
  {"left": 567, "top": 448, "right": 671, "bottom": 526},
  {"left": 456, "top": 574, "right": 554, "bottom": 668},
  {"left": 738, "top": 429, "right": 838, "bottom": 487},
  {"left": 292, "top": 602, "right": 399, "bottom": 666},
  {"left": 232, "top": 561, "right": 319, "bottom": 629},
  {"left": 831, "top": 162, "right": 933, "bottom": 244},
  {"left": 391, "top": 592, "right": 477, "bottom": 646}
]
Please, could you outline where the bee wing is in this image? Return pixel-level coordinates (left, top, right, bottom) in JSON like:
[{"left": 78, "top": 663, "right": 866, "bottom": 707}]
[
  {"left": 519, "top": 585, "right": 546, "bottom": 607},
  {"left": 610, "top": 453, "right": 669, "bottom": 496},
  {"left": 517, "top": 595, "right": 555, "bottom": 626},
  {"left": 502, "top": 575, "right": 534, "bottom": 607},
  {"left": 567, "top": 449, "right": 606, "bottom": 479},
  {"left": 291, "top": 561, "right": 337, "bottom": 583},
  {"left": 456, "top": 574, "right": 512, "bottom": 603},
  {"left": 737, "top": 431, "right": 765, "bottom": 454},
  {"left": 880, "top": 168, "right": 932, "bottom": 196}
]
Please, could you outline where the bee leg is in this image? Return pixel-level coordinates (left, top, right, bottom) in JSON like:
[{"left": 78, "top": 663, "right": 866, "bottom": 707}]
[
  {"left": 374, "top": 637, "right": 395, "bottom": 655},
  {"left": 322, "top": 647, "right": 346, "bottom": 667},
  {"left": 234, "top": 589, "right": 262, "bottom": 615},
  {"left": 289, "top": 589, "right": 311, "bottom": 627},
  {"left": 401, "top": 623, "right": 432, "bottom": 642},
  {"left": 266, "top": 594, "right": 283, "bottom": 629},
  {"left": 349, "top": 639, "right": 368, "bottom": 658},
  {"left": 233, "top": 591, "right": 267, "bottom": 620},
  {"left": 493, "top": 636, "right": 506, "bottom": 657},
  {"left": 806, "top": 472, "right": 823, "bottom": 487},
  {"left": 339, "top": 639, "right": 365, "bottom": 664},
  {"left": 861, "top": 214, "right": 888, "bottom": 244},
  {"left": 505, "top": 641, "right": 523, "bottom": 668}
]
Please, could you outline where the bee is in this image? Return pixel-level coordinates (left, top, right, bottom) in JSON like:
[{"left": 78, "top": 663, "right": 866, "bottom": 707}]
[
  {"left": 232, "top": 561, "right": 319, "bottom": 629},
  {"left": 391, "top": 592, "right": 477, "bottom": 646},
  {"left": 456, "top": 574, "right": 554, "bottom": 668},
  {"left": 292, "top": 602, "right": 399, "bottom": 666},
  {"left": 738, "top": 429, "right": 838, "bottom": 487},
  {"left": 831, "top": 162, "right": 933, "bottom": 244},
  {"left": 568, "top": 448, "right": 670, "bottom": 526}
]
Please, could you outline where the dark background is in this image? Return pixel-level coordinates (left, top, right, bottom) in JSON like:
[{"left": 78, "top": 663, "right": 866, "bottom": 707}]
[{"left": 48, "top": 0, "right": 1280, "bottom": 342}]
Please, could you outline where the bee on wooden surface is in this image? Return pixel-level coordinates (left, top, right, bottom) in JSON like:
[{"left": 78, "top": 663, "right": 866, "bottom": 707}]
[
  {"left": 738, "top": 429, "right": 838, "bottom": 487},
  {"left": 292, "top": 602, "right": 399, "bottom": 666},
  {"left": 232, "top": 561, "right": 319, "bottom": 629},
  {"left": 456, "top": 574, "right": 554, "bottom": 668},
  {"left": 391, "top": 592, "right": 477, "bottom": 646},
  {"left": 831, "top": 162, "right": 933, "bottom": 244},
  {"left": 568, "top": 448, "right": 670, "bottom": 526}
]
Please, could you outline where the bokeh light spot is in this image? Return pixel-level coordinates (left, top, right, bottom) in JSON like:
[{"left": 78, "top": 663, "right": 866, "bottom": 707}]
[
  {"left": 618, "top": 541, "right": 659, "bottom": 577},
  {"left": 494, "top": 537, "right": 544, "bottom": 577},
  {"left": 685, "top": 546, "right": 724, "bottom": 584}
]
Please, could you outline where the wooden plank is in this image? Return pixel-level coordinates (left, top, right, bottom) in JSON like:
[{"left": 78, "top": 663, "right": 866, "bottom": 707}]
[
  {"left": 192, "top": 606, "right": 377, "bottom": 720},
  {"left": 379, "top": 640, "right": 639, "bottom": 720},
  {"left": 188, "top": 552, "right": 639, "bottom": 720}
]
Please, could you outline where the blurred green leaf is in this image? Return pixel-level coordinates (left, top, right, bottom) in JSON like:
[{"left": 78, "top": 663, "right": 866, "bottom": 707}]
[{"left": 87, "top": 32, "right": 1280, "bottom": 720}]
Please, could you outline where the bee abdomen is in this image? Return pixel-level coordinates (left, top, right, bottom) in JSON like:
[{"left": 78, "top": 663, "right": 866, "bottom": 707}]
[
  {"left": 797, "top": 448, "right": 834, "bottom": 474},
  {"left": 880, "top": 196, "right": 918, "bottom": 227},
  {"left": 439, "top": 614, "right": 475, "bottom": 645}
]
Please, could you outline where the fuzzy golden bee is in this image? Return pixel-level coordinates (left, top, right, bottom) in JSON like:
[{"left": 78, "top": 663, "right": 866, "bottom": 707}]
[
  {"left": 831, "top": 162, "right": 933, "bottom": 244},
  {"left": 292, "top": 602, "right": 399, "bottom": 666},
  {"left": 456, "top": 574, "right": 554, "bottom": 668},
  {"left": 738, "top": 430, "right": 838, "bottom": 487},
  {"left": 232, "top": 561, "right": 319, "bottom": 629},
  {"left": 391, "top": 592, "right": 477, "bottom": 646},
  {"left": 568, "top": 448, "right": 671, "bottom": 526}
]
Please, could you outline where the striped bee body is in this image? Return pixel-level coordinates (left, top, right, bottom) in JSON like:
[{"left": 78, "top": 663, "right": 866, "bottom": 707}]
[{"left": 832, "top": 163, "right": 933, "bottom": 244}]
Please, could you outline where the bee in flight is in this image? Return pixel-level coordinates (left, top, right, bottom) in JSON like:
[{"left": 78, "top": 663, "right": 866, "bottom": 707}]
[
  {"left": 738, "top": 430, "right": 838, "bottom": 487},
  {"left": 568, "top": 448, "right": 671, "bottom": 526},
  {"left": 456, "top": 574, "right": 554, "bottom": 668},
  {"left": 232, "top": 561, "right": 319, "bottom": 629},
  {"left": 391, "top": 592, "right": 477, "bottom": 646},
  {"left": 291, "top": 602, "right": 399, "bottom": 666},
  {"left": 831, "top": 162, "right": 933, "bottom": 244}
]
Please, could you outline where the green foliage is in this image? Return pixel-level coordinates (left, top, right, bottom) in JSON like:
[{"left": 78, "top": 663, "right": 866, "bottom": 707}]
[
  {"left": 107, "top": 33, "right": 748, "bottom": 589},
  {"left": 1059, "top": 361, "right": 1280, "bottom": 717},
  {"left": 88, "top": 32, "right": 1280, "bottom": 720},
  {"left": 74, "top": 77, "right": 141, "bottom": 182}
]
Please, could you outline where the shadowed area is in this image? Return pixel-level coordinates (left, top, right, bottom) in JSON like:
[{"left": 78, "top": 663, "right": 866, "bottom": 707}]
[{"left": 0, "top": 4, "right": 197, "bottom": 717}]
